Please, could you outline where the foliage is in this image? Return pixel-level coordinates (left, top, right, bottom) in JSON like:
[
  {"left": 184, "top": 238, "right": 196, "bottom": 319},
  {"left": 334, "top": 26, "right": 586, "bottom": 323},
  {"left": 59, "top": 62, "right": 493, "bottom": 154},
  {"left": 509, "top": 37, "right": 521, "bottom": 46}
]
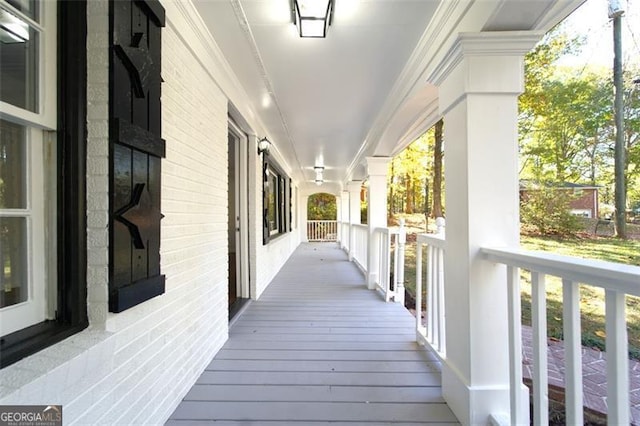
[
  {"left": 519, "top": 24, "right": 640, "bottom": 222},
  {"left": 307, "top": 193, "right": 336, "bottom": 220},
  {"left": 520, "top": 185, "right": 581, "bottom": 236},
  {"left": 388, "top": 127, "right": 443, "bottom": 216}
]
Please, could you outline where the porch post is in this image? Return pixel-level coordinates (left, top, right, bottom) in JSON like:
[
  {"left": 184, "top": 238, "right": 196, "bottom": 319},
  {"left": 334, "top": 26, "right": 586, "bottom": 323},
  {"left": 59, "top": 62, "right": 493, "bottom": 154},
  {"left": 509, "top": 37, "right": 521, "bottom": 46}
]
[
  {"left": 301, "top": 195, "right": 309, "bottom": 243},
  {"left": 431, "top": 32, "right": 540, "bottom": 424},
  {"left": 336, "top": 195, "right": 342, "bottom": 243},
  {"left": 366, "top": 157, "right": 390, "bottom": 290},
  {"left": 340, "top": 190, "right": 350, "bottom": 250},
  {"left": 346, "top": 181, "right": 362, "bottom": 261}
]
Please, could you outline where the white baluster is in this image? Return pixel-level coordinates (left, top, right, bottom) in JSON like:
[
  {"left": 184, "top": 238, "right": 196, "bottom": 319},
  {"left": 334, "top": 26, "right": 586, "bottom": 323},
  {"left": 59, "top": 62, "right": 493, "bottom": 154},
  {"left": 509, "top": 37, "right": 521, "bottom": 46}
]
[
  {"left": 415, "top": 242, "right": 424, "bottom": 343},
  {"left": 605, "top": 289, "right": 629, "bottom": 424},
  {"left": 562, "top": 279, "right": 583, "bottom": 425},
  {"left": 531, "top": 272, "right": 548, "bottom": 425},
  {"left": 507, "top": 265, "right": 524, "bottom": 426},
  {"left": 395, "top": 219, "right": 406, "bottom": 305}
]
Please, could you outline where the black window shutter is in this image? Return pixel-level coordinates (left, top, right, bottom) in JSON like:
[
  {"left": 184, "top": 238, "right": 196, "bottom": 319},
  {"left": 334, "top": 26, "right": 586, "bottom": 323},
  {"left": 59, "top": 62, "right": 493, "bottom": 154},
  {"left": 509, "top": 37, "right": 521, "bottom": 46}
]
[
  {"left": 109, "top": 0, "right": 166, "bottom": 313},
  {"left": 262, "top": 155, "right": 270, "bottom": 245}
]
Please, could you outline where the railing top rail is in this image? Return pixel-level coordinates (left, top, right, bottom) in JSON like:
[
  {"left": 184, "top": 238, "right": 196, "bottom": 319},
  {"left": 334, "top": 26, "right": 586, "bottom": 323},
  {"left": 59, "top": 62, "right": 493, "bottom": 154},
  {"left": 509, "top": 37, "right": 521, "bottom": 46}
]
[
  {"left": 483, "top": 247, "right": 640, "bottom": 296},
  {"left": 373, "top": 227, "right": 389, "bottom": 235},
  {"left": 352, "top": 223, "right": 368, "bottom": 230},
  {"left": 416, "top": 233, "right": 445, "bottom": 248},
  {"left": 307, "top": 220, "right": 338, "bottom": 222}
]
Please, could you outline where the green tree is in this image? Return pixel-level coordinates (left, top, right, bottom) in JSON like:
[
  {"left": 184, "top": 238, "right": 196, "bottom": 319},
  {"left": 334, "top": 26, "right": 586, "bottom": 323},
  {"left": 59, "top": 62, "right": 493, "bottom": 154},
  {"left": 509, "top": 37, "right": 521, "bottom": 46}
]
[
  {"left": 307, "top": 193, "right": 336, "bottom": 220},
  {"left": 432, "top": 119, "right": 444, "bottom": 218},
  {"left": 624, "top": 68, "right": 640, "bottom": 206},
  {"left": 387, "top": 129, "right": 434, "bottom": 215},
  {"left": 520, "top": 185, "right": 580, "bottom": 236}
]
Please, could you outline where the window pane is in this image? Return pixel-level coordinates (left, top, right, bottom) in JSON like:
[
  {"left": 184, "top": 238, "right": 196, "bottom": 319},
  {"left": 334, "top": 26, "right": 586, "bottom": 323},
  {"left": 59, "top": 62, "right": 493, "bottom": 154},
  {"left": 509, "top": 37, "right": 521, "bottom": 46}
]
[
  {"left": 0, "top": 119, "right": 26, "bottom": 208},
  {"left": 268, "top": 173, "right": 277, "bottom": 233},
  {"left": 5, "top": 0, "right": 38, "bottom": 21},
  {"left": 0, "top": 217, "right": 28, "bottom": 308},
  {"left": 0, "top": 10, "right": 38, "bottom": 112}
]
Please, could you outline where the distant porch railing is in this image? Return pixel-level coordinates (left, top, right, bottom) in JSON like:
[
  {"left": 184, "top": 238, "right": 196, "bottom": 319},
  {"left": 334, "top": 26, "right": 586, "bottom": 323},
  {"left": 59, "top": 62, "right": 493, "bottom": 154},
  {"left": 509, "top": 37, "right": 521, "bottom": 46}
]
[
  {"left": 350, "top": 224, "right": 368, "bottom": 272},
  {"left": 483, "top": 247, "right": 640, "bottom": 425},
  {"left": 372, "top": 225, "right": 406, "bottom": 303},
  {"left": 307, "top": 220, "right": 338, "bottom": 241},
  {"left": 415, "top": 232, "right": 446, "bottom": 358}
]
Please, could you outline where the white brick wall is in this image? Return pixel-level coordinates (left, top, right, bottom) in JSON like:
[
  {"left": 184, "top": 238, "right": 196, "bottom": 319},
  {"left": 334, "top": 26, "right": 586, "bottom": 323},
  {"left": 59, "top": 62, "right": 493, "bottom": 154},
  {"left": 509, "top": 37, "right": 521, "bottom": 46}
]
[
  {"left": 247, "top": 138, "right": 300, "bottom": 299},
  {"left": 0, "top": 1, "right": 301, "bottom": 423}
]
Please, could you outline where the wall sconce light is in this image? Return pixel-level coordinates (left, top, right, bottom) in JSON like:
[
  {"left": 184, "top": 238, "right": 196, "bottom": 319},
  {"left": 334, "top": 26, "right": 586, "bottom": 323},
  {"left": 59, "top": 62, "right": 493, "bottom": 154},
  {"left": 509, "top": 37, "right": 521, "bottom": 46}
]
[
  {"left": 292, "top": 0, "right": 333, "bottom": 38},
  {"left": 257, "top": 137, "right": 271, "bottom": 155}
]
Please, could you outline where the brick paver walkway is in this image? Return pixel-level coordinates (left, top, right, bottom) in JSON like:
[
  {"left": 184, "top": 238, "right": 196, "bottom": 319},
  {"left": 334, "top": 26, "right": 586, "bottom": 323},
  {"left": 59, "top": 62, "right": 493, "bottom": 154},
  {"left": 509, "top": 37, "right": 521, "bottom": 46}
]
[{"left": 521, "top": 325, "right": 640, "bottom": 423}]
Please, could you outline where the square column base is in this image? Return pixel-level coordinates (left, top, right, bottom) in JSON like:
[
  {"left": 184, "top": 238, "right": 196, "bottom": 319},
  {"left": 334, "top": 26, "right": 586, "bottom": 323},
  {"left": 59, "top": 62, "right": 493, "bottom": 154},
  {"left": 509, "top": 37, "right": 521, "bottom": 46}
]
[{"left": 441, "top": 360, "right": 529, "bottom": 425}]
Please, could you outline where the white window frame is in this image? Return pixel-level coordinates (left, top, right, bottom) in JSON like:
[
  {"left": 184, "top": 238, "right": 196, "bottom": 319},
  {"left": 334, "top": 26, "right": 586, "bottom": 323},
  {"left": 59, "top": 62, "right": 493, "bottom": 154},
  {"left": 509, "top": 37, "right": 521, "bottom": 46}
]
[{"left": 0, "top": 0, "right": 56, "bottom": 336}]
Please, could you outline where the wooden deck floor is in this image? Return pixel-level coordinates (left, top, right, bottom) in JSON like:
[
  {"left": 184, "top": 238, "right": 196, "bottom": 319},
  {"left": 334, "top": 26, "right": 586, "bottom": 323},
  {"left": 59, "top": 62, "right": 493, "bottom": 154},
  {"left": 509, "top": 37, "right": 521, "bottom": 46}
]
[{"left": 167, "top": 243, "right": 459, "bottom": 425}]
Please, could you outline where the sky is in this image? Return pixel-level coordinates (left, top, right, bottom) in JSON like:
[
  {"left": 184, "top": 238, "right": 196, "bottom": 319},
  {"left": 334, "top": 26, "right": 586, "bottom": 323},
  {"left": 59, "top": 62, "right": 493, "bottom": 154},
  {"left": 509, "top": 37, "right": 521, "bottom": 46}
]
[{"left": 558, "top": 0, "right": 640, "bottom": 68}]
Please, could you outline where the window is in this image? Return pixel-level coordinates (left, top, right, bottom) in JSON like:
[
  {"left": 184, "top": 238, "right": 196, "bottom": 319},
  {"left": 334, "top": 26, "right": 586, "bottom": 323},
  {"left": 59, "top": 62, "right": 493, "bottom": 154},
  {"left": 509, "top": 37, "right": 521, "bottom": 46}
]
[
  {"left": 0, "top": 120, "right": 49, "bottom": 336},
  {"left": 0, "top": 0, "right": 55, "bottom": 337},
  {"left": 1, "top": 0, "right": 88, "bottom": 368},
  {"left": 262, "top": 156, "right": 290, "bottom": 244}
]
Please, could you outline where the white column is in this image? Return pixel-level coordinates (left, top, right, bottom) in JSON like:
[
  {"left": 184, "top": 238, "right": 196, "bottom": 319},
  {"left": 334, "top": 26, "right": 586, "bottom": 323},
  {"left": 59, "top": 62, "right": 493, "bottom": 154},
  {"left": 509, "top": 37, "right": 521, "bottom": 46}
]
[
  {"left": 431, "top": 32, "right": 540, "bottom": 425},
  {"left": 336, "top": 195, "right": 342, "bottom": 243},
  {"left": 346, "top": 181, "right": 362, "bottom": 261},
  {"left": 366, "top": 157, "right": 390, "bottom": 290},
  {"left": 340, "top": 190, "right": 350, "bottom": 249},
  {"left": 300, "top": 195, "right": 309, "bottom": 242}
]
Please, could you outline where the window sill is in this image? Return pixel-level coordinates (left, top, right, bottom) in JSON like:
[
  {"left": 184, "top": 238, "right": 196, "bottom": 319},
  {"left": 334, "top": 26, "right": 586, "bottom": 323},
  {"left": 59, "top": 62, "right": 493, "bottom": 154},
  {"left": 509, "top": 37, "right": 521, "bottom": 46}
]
[{"left": 0, "top": 321, "right": 88, "bottom": 369}]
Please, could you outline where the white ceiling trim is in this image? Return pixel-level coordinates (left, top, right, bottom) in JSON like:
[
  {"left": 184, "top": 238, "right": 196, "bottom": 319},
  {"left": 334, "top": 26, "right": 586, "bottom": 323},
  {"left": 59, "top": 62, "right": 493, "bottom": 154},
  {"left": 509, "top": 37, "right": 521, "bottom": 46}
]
[
  {"left": 533, "top": 0, "right": 586, "bottom": 32},
  {"left": 229, "top": 0, "right": 300, "bottom": 176},
  {"left": 343, "top": 0, "right": 473, "bottom": 183},
  {"left": 164, "top": 1, "right": 268, "bottom": 139},
  {"left": 388, "top": 98, "right": 441, "bottom": 158}
]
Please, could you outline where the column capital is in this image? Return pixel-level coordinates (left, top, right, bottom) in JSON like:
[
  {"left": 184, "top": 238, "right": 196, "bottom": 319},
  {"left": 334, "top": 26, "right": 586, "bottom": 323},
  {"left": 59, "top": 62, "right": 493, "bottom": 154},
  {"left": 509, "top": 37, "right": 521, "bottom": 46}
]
[
  {"left": 431, "top": 31, "right": 543, "bottom": 114},
  {"left": 365, "top": 157, "right": 391, "bottom": 177},
  {"left": 346, "top": 180, "right": 362, "bottom": 193}
]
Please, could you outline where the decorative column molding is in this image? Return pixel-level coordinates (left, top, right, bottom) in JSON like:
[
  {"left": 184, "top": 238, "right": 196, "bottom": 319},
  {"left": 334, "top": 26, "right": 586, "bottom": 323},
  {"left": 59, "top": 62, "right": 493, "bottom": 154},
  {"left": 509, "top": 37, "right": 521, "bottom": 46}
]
[
  {"left": 432, "top": 31, "right": 541, "bottom": 425},
  {"left": 365, "top": 157, "right": 390, "bottom": 290},
  {"left": 346, "top": 181, "right": 362, "bottom": 261},
  {"left": 430, "top": 31, "right": 542, "bottom": 114}
]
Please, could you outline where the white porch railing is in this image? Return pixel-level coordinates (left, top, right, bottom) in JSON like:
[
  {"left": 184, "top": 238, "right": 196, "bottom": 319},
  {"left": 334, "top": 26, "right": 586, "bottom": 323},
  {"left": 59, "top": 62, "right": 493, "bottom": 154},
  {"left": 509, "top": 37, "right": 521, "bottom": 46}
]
[
  {"left": 350, "top": 224, "right": 368, "bottom": 271},
  {"left": 373, "top": 227, "right": 393, "bottom": 301},
  {"left": 415, "top": 232, "right": 446, "bottom": 358},
  {"left": 372, "top": 226, "right": 406, "bottom": 303},
  {"left": 307, "top": 220, "right": 338, "bottom": 241},
  {"left": 483, "top": 247, "right": 640, "bottom": 426},
  {"left": 340, "top": 221, "right": 350, "bottom": 249}
]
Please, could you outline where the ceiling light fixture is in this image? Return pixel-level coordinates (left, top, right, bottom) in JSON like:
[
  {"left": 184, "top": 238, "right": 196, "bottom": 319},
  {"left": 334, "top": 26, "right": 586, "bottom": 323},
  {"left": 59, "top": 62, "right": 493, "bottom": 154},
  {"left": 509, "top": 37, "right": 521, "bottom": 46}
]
[
  {"left": 257, "top": 137, "right": 271, "bottom": 155},
  {"left": 314, "top": 166, "right": 324, "bottom": 185},
  {"left": 292, "top": 0, "right": 333, "bottom": 38}
]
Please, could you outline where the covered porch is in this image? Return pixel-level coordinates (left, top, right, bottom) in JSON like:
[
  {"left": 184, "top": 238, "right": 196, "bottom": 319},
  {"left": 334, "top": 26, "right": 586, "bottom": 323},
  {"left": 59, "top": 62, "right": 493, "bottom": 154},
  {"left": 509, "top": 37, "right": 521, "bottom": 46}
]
[{"left": 168, "top": 243, "right": 459, "bottom": 424}]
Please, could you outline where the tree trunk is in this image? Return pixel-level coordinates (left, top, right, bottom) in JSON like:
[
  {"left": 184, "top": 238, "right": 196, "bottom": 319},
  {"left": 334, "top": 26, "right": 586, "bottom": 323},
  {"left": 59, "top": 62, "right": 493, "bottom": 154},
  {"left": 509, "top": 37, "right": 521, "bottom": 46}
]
[
  {"left": 432, "top": 119, "right": 444, "bottom": 218},
  {"left": 389, "top": 160, "right": 395, "bottom": 216},
  {"left": 405, "top": 173, "right": 413, "bottom": 213}
]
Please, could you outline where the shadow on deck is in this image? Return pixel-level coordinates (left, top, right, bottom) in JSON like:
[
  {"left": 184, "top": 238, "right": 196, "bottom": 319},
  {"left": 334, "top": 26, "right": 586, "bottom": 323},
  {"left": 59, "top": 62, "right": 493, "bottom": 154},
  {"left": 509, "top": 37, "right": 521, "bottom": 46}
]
[{"left": 167, "top": 242, "right": 459, "bottom": 425}]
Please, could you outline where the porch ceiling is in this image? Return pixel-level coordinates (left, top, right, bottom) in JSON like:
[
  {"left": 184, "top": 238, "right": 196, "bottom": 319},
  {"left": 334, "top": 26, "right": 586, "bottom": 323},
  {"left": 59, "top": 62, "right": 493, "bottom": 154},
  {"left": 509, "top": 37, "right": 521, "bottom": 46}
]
[{"left": 193, "top": 0, "right": 583, "bottom": 192}]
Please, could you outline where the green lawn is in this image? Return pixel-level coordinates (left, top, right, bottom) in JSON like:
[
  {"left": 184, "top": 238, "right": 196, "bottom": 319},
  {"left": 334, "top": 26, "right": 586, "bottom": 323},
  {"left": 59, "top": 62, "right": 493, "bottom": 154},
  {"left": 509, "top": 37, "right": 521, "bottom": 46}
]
[
  {"left": 397, "top": 234, "right": 640, "bottom": 359},
  {"left": 520, "top": 235, "right": 640, "bottom": 358}
]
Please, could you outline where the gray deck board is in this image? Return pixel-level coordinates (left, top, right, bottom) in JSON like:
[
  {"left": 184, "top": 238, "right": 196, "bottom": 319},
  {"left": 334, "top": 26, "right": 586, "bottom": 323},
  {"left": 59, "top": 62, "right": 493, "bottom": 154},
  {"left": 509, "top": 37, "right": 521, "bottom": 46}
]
[
  {"left": 183, "top": 385, "right": 445, "bottom": 402},
  {"left": 167, "top": 243, "right": 458, "bottom": 425}
]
